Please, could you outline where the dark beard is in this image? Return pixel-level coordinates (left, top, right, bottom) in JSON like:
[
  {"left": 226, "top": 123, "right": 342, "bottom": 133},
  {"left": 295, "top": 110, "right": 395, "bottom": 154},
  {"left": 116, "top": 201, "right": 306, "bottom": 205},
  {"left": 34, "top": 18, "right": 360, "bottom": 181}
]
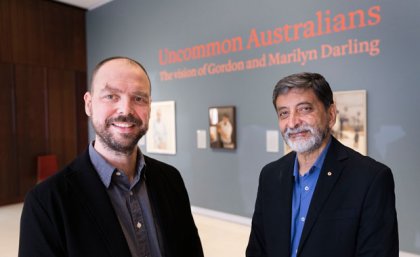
[{"left": 95, "top": 114, "right": 148, "bottom": 155}]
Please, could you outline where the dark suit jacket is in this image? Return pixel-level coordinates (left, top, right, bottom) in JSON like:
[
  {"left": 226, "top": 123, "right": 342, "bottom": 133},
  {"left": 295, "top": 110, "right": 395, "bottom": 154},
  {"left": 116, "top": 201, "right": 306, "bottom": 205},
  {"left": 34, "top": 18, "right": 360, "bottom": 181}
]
[
  {"left": 246, "top": 137, "right": 398, "bottom": 257},
  {"left": 19, "top": 150, "right": 204, "bottom": 257}
]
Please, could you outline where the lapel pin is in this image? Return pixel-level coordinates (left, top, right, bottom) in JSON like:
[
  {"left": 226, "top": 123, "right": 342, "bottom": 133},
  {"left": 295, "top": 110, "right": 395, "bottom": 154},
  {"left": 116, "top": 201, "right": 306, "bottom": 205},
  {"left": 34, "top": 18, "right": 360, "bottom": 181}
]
[{"left": 327, "top": 171, "right": 333, "bottom": 176}]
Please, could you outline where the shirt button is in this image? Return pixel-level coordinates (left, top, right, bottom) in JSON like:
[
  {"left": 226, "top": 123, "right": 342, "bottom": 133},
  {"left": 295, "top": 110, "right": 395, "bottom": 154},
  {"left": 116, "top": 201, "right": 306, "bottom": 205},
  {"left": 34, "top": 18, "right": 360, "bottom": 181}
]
[
  {"left": 136, "top": 222, "right": 142, "bottom": 229},
  {"left": 116, "top": 171, "right": 122, "bottom": 176},
  {"left": 301, "top": 217, "right": 305, "bottom": 222},
  {"left": 304, "top": 186, "right": 309, "bottom": 191},
  {"left": 130, "top": 191, "right": 133, "bottom": 196}
]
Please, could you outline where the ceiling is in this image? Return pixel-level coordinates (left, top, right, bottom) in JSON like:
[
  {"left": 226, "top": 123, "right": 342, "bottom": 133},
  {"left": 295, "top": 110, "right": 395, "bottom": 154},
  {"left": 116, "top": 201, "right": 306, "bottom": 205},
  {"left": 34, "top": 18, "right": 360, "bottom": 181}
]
[{"left": 54, "top": 0, "right": 113, "bottom": 10}]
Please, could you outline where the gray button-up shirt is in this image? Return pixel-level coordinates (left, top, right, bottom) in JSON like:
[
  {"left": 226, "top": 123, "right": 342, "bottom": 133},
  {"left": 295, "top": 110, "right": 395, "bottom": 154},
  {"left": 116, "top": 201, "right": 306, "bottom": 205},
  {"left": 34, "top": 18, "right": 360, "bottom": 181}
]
[{"left": 89, "top": 143, "right": 163, "bottom": 257}]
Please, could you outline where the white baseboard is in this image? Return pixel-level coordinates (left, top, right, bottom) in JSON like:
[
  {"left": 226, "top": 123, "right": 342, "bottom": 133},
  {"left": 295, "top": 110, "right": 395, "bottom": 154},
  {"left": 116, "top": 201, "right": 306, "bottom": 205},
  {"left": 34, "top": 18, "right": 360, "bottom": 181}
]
[
  {"left": 191, "top": 205, "right": 420, "bottom": 257},
  {"left": 400, "top": 252, "right": 420, "bottom": 257},
  {"left": 191, "top": 205, "right": 251, "bottom": 226}
]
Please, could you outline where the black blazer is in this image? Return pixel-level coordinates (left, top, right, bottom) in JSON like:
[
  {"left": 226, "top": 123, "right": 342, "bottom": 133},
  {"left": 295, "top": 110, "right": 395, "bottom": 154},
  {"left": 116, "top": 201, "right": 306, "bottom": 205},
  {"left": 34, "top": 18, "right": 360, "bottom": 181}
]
[
  {"left": 246, "top": 137, "right": 398, "bottom": 257},
  {"left": 19, "top": 150, "right": 204, "bottom": 257}
]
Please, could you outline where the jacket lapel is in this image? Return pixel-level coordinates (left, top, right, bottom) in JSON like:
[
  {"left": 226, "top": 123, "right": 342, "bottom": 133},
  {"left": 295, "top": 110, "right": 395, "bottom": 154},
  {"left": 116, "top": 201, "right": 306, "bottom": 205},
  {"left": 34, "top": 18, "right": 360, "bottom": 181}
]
[
  {"left": 271, "top": 153, "right": 295, "bottom": 256},
  {"left": 297, "top": 138, "right": 348, "bottom": 254},
  {"left": 65, "top": 151, "right": 131, "bottom": 256}
]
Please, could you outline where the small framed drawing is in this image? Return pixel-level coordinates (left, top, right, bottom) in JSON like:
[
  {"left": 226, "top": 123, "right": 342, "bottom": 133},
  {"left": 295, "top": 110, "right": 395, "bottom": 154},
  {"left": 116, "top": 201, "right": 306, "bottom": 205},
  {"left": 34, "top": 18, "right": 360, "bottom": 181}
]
[
  {"left": 283, "top": 90, "right": 367, "bottom": 156},
  {"left": 332, "top": 90, "right": 367, "bottom": 155},
  {"left": 209, "top": 106, "right": 236, "bottom": 149},
  {"left": 146, "top": 101, "right": 176, "bottom": 154}
]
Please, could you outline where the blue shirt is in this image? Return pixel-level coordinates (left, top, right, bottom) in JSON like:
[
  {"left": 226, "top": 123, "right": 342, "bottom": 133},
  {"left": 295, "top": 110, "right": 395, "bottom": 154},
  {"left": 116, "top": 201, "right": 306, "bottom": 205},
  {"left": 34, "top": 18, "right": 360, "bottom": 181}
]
[
  {"left": 89, "top": 143, "right": 163, "bottom": 257},
  {"left": 290, "top": 137, "right": 331, "bottom": 257}
]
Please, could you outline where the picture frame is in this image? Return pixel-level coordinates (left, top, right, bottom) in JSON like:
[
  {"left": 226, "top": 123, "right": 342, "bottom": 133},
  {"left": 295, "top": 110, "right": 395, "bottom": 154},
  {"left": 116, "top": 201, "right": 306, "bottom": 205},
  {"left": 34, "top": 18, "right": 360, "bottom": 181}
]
[
  {"left": 283, "top": 90, "right": 367, "bottom": 155},
  {"left": 208, "top": 106, "right": 236, "bottom": 149},
  {"left": 146, "top": 101, "right": 176, "bottom": 154},
  {"left": 332, "top": 90, "right": 367, "bottom": 155}
]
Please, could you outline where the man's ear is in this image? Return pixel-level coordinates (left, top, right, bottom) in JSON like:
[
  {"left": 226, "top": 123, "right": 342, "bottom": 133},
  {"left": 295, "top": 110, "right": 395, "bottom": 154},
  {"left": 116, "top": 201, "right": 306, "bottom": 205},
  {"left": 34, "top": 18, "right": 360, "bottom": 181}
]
[
  {"left": 84, "top": 92, "right": 92, "bottom": 117},
  {"left": 328, "top": 103, "right": 337, "bottom": 129}
]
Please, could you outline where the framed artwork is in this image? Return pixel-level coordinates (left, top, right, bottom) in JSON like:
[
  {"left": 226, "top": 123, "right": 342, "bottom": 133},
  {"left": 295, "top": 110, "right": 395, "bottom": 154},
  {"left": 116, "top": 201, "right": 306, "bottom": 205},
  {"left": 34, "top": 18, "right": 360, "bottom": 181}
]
[
  {"left": 209, "top": 106, "right": 236, "bottom": 149},
  {"left": 332, "top": 90, "right": 367, "bottom": 155},
  {"left": 283, "top": 90, "right": 367, "bottom": 155},
  {"left": 146, "top": 101, "right": 176, "bottom": 154}
]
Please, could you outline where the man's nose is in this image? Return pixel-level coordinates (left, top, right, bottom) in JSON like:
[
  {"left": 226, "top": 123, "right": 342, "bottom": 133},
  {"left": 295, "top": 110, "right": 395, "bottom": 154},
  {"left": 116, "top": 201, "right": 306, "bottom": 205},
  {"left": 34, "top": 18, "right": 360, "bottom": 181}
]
[
  {"left": 287, "top": 112, "right": 301, "bottom": 129},
  {"left": 117, "top": 97, "right": 133, "bottom": 115}
]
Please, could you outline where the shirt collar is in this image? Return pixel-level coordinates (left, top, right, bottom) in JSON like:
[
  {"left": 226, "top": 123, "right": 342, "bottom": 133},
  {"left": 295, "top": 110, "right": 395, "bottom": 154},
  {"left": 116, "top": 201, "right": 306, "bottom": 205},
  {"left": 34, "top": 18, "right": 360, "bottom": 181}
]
[
  {"left": 88, "top": 141, "right": 146, "bottom": 188},
  {"left": 293, "top": 136, "right": 332, "bottom": 179}
]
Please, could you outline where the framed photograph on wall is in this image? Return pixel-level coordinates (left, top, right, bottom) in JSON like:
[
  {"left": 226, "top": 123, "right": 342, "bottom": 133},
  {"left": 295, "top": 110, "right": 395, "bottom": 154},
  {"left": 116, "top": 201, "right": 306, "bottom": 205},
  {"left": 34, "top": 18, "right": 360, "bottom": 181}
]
[
  {"left": 146, "top": 101, "right": 176, "bottom": 154},
  {"left": 283, "top": 90, "right": 367, "bottom": 156},
  {"left": 209, "top": 106, "right": 236, "bottom": 149},
  {"left": 332, "top": 90, "right": 367, "bottom": 155}
]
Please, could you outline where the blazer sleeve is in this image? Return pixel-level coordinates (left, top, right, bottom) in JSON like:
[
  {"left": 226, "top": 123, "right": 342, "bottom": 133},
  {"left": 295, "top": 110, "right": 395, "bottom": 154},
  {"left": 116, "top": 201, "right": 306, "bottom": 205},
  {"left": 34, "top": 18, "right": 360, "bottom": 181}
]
[
  {"left": 246, "top": 169, "right": 267, "bottom": 257},
  {"left": 145, "top": 157, "right": 204, "bottom": 257},
  {"left": 18, "top": 190, "right": 66, "bottom": 257},
  {"left": 356, "top": 166, "right": 399, "bottom": 257}
]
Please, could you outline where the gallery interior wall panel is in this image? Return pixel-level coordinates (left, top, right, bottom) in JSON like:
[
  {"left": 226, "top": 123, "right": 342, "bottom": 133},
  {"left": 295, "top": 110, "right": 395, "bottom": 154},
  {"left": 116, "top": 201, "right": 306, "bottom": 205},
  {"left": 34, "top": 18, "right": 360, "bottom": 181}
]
[
  {"left": 14, "top": 64, "right": 48, "bottom": 196},
  {"left": 75, "top": 71, "right": 89, "bottom": 154},
  {"left": 10, "top": 0, "right": 44, "bottom": 66},
  {"left": 47, "top": 68, "right": 78, "bottom": 168},
  {"left": 40, "top": 1, "right": 87, "bottom": 71},
  {"left": 0, "top": 0, "right": 87, "bottom": 205},
  {"left": 0, "top": 0, "right": 13, "bottom": 63},
  {"left": 0, "top": 62, "right": 18, "bottom": 205}
]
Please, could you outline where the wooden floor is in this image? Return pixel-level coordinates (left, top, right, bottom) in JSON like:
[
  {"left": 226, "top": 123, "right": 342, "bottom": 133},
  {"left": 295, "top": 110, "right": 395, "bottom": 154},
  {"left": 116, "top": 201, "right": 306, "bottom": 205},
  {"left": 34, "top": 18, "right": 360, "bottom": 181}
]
[
  {"left": 0, "top": 203, "right": 21, "bottom": 257},
  {"left": 0, "top": 203, "right": 418, "bottom": 257},
  {"left": 194, "top": 212, "right": 250, "bottom": 257},
  {"left": 0, "top": 203, "right": 250, "bottom": 257}
]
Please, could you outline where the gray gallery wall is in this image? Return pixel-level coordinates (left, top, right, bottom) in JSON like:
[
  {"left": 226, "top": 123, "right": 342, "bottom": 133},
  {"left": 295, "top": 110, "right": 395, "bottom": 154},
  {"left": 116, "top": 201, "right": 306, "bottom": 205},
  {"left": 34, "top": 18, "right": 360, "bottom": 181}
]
[{"left": 86, "top": 0, "right": 420, "bottom": 254}]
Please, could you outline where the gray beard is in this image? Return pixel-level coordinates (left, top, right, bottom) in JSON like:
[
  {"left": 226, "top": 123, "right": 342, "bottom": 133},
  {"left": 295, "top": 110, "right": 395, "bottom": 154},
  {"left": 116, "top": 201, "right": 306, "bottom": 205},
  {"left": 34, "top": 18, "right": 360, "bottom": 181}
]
[{"left": 283, "top": 124, "right": 328, "bottom": 154}]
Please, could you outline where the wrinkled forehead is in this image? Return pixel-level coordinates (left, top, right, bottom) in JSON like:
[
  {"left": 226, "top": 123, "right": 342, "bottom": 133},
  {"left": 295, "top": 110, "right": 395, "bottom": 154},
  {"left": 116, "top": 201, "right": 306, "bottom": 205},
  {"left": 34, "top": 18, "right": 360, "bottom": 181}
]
[{"left": 91, "top": 59, "right": 150, "bottom": 93}]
